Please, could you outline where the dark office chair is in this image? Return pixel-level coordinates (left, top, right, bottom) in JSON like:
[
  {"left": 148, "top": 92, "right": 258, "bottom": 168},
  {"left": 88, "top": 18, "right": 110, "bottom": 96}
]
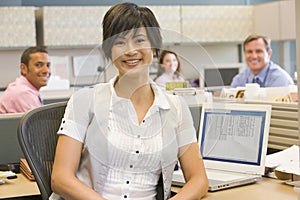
[
  {"left": 18, "top": 102, "right": 67, "bottom": 200},
  {"left": 18, "top": 101, "right": 167, "bottom": 200}
]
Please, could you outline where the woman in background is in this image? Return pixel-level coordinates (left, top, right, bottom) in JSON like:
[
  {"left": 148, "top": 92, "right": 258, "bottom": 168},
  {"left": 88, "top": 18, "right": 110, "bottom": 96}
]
[{"left": 155, "top": 50, "right": 185, "bottom": 88}]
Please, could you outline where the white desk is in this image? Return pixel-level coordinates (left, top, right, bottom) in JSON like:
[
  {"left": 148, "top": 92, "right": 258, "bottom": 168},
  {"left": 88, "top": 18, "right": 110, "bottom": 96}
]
[
  {"left": 1, "top": 175, "right": 298, "bottom": 200},
  {"left": 0, "top": 173, "right": 40, "bottom": 199},
  {"left": 40, "top": 89, "right": 75, "bottom": 101},
  {"left": 172, "top": 177, "right": 298, "bottom": 200}
]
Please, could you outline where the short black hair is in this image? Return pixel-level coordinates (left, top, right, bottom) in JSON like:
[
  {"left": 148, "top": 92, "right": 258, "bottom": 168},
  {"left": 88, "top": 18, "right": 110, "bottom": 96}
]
[
  {"left": 102, "top": 2, "right": 162, "bottom": 59},
  {"left": 21, "top": 46, "right": 48, "bottom": 66}
]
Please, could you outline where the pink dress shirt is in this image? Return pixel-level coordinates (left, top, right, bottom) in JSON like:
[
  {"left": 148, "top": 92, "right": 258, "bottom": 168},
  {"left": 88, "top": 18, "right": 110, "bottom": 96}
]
[{"left": 0, "top": 76, "right": 42, "bottom": 114}]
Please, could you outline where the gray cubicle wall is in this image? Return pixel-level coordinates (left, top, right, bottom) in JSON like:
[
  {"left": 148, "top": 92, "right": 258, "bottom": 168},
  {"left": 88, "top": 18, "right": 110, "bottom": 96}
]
[
  {"left": 0, "top": 105, "right": 200, "bottom": 166},
  {"left": 188, "top": 106, "right": 202, "bottom": 139},
  {"left": 0, "top": 113, "right": 24, "bottom": 165},
  {"left": 242, "top": 101, "right": 300, "bottom": 151}
]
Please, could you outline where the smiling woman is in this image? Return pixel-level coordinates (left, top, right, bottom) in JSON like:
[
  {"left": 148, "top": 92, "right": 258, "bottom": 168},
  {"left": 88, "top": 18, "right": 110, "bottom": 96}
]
[
  {"left": 155, "top": 50, "right": 185, "bottom": 89},
  {"left": 50, "top": 3, "right": 208, "bottom": 200},
  {"left": 111, "top": 27, "right": 153, "bottom": 78}
]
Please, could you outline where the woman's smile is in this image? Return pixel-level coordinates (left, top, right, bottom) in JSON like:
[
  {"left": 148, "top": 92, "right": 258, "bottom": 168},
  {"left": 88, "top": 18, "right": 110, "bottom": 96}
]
[{"left": 123, "top": 58, "right": 142, "bottom": 67}]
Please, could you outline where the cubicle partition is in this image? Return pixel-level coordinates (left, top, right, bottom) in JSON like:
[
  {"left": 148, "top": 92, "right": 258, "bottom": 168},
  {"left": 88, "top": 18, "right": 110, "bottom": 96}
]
[
  {"left": 189, "top": 99, "right": 299, "bottom": 152},
  {"left": 0, "top": 113, "right": 24, "bottom": 165},
  {"left": 244, "top": 101, "right": 299, "bottom": 151},
  {"left": 188, "top": 105, "right": 202, "bottom": 139},
  {"left": 0, "top": 98, "right": 298, "bottom": 165}
]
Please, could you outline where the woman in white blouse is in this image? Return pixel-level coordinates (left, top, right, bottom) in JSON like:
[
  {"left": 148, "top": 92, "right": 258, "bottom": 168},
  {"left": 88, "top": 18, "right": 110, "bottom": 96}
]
[
  {"left": 155, "top": 50, "right": 185, "bottom": 89},
  {"left": 50, "top": 2, "right": 208, "bottom": 200}
]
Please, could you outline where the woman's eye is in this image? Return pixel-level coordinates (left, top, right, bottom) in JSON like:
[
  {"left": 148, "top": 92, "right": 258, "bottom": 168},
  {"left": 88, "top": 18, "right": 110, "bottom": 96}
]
[
  {"left": 137, "top": 38, "right": 145, "bottom": 43},
  {"left": 114, "top": 40, "right": 125, "bottom": 45},
  {"left": 134, "top": 35, "right": 147, "bottom": 43}
]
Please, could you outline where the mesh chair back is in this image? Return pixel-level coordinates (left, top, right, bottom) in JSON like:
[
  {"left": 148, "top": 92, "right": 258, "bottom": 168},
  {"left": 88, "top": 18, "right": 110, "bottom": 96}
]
[{"left": 18, "top": 102, "right": 67, "bottom": 200}]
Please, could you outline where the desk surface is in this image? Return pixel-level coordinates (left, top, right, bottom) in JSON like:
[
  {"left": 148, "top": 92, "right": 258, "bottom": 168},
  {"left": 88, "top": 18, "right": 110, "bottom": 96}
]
[
  {"left": 0, "top": 173, "right": 40, "bottom": 199},
  {"left": 0, "top": 175, "right": 298, "bottom": 199},
  {"left": 172, "top": 177, "right": 299, "bottom": 200}
]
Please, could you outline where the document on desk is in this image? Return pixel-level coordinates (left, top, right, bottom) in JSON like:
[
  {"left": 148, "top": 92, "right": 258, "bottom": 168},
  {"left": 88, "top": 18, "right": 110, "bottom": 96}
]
[
  {"left": 266, "top": 145, "right": 300, "bottom": 176},
  {"left": 202, "top": 113, "right": 263, "bottom": 163}
]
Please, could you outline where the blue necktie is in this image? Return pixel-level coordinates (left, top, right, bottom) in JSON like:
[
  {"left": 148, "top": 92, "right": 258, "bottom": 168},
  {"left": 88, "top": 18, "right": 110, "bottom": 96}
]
[
  {"left": 38, "top": 95, "right": 44, "bottom": 105},
  {"left": 252, "top": 77, "right": 262, "bottom": 87}
]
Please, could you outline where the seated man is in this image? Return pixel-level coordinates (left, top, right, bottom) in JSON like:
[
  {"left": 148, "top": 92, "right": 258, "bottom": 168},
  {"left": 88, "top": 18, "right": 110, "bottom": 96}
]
[
  {"left": 231, "top": 34, "right": 294, "bottom": 88},
  {"left": 0, "top": 46, "right": 51, "bottom": 113}
]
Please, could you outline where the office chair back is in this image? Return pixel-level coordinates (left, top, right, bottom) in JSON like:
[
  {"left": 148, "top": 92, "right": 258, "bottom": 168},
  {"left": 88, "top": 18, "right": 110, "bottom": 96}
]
[
  {"left": 18, "top": 101, "right": 168, "bottom": 200},
  {"left": 18, "top": 102, "right": 67, "bottom": 200}
]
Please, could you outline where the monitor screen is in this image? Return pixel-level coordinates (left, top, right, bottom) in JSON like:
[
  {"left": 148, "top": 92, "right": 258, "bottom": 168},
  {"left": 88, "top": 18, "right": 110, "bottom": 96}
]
[
  {"left": 204, "top": 68, "right": 239, "bottom": 87},
  {"left": 200, "top": 108, "right": 266, "bottom": 166},
  {"left": 198, "top": 103, "right": 271, "bottom": 174}
]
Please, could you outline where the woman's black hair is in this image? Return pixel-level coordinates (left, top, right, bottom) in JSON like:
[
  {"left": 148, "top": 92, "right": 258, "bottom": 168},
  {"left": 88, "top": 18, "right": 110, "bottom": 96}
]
[{"left": 102, "top": 2, "right": 162, "bottom": 59}]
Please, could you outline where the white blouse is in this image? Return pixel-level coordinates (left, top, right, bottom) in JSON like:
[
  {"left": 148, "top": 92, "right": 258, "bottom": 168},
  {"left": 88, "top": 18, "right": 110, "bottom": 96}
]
[
  {"left": 51, "top": 77, "right": 196, "bottom": 200},
  {"left": 102, "top": 90, "right": 163, "bottom": 199}
]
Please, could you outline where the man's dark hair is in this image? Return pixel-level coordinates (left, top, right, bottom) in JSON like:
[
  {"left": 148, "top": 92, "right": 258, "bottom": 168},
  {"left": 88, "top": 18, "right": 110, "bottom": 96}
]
[
  {"left": 243, "top": 34, "right": 271, "bottom": 51},
  {"left": 21, "top": 46, "right": 48, "bottom": 66}
]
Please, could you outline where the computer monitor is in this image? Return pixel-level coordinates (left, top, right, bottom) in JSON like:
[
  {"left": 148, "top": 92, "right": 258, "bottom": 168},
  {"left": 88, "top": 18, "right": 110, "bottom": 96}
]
[
  {"left": 202, "top": 63, "right": 244, "bottom": 88},
  {"left": 205, "top": 68, "right": 239, "bottom": 87}
]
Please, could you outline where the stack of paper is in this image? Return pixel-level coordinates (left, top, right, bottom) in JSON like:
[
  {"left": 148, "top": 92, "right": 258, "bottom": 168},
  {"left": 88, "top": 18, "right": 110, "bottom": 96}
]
[
  {"left": 20, "top": 158, "right": 35, "bottom": 181},
  {"left": 265, "top": 145, "right": 300, "bottom": 180},
  {"left": 173, "top": 88, "right": 196, "bottom": 95},
  {"left": 166, "top": 81, "right": 189, "bottom": 91}
]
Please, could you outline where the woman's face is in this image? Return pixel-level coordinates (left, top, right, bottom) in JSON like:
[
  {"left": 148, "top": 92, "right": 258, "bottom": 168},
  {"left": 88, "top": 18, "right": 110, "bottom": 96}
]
[
  {"left": 111, "top": 27, "right": 153, "bottom": 77},
  {"left": 162, "top": 53, "right": 178, "bottom": 74}
]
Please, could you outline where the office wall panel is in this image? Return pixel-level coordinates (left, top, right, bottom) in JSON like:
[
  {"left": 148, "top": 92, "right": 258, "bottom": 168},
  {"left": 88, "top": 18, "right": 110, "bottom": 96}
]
[
  {"left": 0, "top": 7, "right": 36, "bottom": 47},
  {"left": 253, "top": 2, "right": 280, "bottom": 40},
  {"left": 181, "top": 6, "right": 253, "bottom": 43},
  {"left": 254, "top": 0, "right": 295, "bottom": 41},
  {"left": 37, "top": 6, "right": 109, "bottom": 46},
  {"left": 147, "top": 6, "right": 181, "bottom": 43},
  {"left": 279, "top": 0, "right": 295, "bottom": 40}
]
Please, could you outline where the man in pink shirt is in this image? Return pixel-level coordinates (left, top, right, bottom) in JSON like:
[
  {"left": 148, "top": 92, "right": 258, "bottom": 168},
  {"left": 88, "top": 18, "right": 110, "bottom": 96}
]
[{"left": 0, "top": 46, "right": 51, "bottom": 113}]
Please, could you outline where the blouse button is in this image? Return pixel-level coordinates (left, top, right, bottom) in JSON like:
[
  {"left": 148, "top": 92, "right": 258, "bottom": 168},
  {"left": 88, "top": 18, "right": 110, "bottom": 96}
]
[
  {"left": 126, "top": 180, "right": 129, "bottom": 184},
  {"left": 130, "top": 165, "right": 133, "bottom": 168},
  {"left": 136, "top": 150, "right": 139, "bottom": 154},
  {"left": 62, "top": 120, "right": 65, "bottom": 123},
  {"left": 60, "top": 127, "right": 63, "bottom": 130},
  {"left": 124, "top": 195, "right": 128, "bottom": 198}
]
